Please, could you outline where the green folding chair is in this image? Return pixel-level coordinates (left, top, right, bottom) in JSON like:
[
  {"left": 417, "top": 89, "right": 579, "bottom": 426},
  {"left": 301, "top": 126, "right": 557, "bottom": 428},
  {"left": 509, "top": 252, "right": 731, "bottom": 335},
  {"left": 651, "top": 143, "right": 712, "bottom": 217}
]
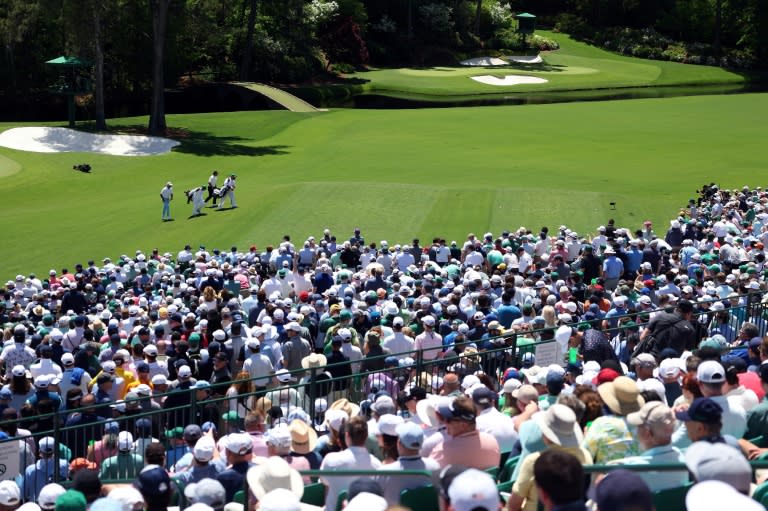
[
  {"left": 234, "top": 490, "right": 246, "bottom": 505},
  {"left": 302, "top": 482, "right": 326, "bottom": 507},
  {"left": 485, "top": 465, "right": 499, "bottom": 480},
  {"left": 652, "top": 482, "right": 693, "bottom": 510},
  {"left": 752, "top": 480, "right": 768, "bottom": 507},
  {"left": 335, "top": 490, "right": 348, "bottom": 511},
  {"left": 498, "top": 455, "right": 520, "bottom": 483},
  {"left": 400, "top": 485, "right": 439, "bottom": 511}
]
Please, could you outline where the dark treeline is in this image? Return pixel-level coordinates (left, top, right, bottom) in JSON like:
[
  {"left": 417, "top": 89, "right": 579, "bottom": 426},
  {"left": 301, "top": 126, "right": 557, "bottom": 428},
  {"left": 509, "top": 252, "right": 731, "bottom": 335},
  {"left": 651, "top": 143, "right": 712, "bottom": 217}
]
[{"left": 1, "top": 0, "right": 766, "bottom": 132}]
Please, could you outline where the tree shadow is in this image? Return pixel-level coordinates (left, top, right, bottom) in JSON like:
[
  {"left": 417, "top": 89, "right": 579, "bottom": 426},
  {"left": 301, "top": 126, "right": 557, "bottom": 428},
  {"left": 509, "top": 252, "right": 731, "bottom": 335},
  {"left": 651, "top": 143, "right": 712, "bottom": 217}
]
[{"left": 76, "top": 123, "right": 291, "bottom": 158}]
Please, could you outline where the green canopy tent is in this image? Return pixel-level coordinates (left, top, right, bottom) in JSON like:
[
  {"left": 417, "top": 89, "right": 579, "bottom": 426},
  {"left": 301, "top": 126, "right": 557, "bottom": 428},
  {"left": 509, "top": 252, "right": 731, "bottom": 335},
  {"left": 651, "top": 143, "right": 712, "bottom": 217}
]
[{"left": 45, "top": 56, "right": 93, "bottom": 127}]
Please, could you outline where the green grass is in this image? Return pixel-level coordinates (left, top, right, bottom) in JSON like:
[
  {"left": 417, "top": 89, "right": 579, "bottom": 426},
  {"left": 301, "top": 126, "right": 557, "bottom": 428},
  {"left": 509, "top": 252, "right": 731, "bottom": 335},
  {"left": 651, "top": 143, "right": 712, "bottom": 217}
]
[
  {"left": 298, "top": 31, "right": 749, "bottom": 102},
  {"left": 1, "top": 93, "right": 767, "bottom": 279}
]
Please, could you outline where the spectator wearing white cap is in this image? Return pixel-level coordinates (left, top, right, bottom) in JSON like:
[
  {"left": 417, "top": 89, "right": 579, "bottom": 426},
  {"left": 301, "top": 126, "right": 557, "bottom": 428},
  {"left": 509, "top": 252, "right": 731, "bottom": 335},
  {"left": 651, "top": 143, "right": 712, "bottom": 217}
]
[
  {"left": 143, "top": 344, "right": 169, "bottom": 379},
  {"left": 18, "top": 437, "right": 68, "bottom": 502},
  {"left": 447, "top": 468, "right": 499, "bottom": 511},
  {"left": 59, "top": 353, "right": 92, "bottom": 398},
  {"left": 0, "top": 480, "right": 21, "bottom": 511},
  {"left": 611, "top": 401, "right": 687, "bottom": 491},
  {"left": 160, "top": 182, "right": 174, "bottom": 221},
  {"left": 381, "top": 317, "right": 415, "bottom": 360},
  {"left": 38, "top": 483, "right": 66, "bottom": 511},
  {"left": 243, "top": 336, "right": 273, "bottom": 392},
  {"left": 338, "top": 328, "right": 363, "bottom": 373},
  {"left": 216, "top": 432, "right": 255, "bottom": 502},
  {"left": 414, "top": 315, "right": 442, "bottom": 362},
  {"left": 264, "top": 424, "right": 311, "bottom": 479},
  {"left": 100, "top": 431, "right": 144, "bottom": 480},
  {"left": 281, "top": 322, "right": 312, "bottom": 376},
  {"left": 175, "top": 436, "right": 223, "bottom": 485},
  {"left": 672, "top": 361, "right": 746, "bottom": 449},
  {"left": 376, "top": 421, "right": 439, "bottom": 505}
]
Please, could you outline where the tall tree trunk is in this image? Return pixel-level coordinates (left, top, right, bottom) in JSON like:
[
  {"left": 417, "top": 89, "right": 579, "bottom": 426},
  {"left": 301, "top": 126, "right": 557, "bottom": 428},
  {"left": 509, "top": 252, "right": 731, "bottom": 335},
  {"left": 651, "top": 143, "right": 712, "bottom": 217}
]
[
  {"left": 93, "top": 0, "right": 107, "bottom": 130},
  {"left": 4, "top": 44, "right": 17, "bottom": 96},
  {"left": 239, "top": 0, "right": 257, "bottom": 81},
  {"left": 148, "top": 0, "right": 170, "bottom": 136},
  {"left": 474, "top": 0, "right": 482, "bottom": 36},
  {"left": 714, "top": 0, "right": 722, "bottom": 57}
]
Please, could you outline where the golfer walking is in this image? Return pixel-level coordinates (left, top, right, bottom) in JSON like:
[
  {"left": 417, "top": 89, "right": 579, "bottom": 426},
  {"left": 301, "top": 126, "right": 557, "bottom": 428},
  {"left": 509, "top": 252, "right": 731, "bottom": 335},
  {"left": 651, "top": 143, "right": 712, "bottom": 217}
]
[
  {"left": 190, "top": 185, "right": 205, "bottom": 216},
  {"left": 218, "top": 174, "right": 237, "bottom": 209},
  {"left": 160, "top": 182, "right": 173, "bottom": 221},
  {"left": 205, "top": 170, "right": 219, "bottom": 206}
]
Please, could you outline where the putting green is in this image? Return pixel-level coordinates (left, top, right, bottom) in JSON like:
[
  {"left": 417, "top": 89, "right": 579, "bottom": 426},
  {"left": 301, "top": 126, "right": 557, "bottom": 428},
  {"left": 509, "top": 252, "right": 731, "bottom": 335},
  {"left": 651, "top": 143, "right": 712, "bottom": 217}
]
[
  {"left": 339, "top": 31, "right": 743, "bottom": 99},
  {"left": 0, "top": 154, "right": 21, "bottom": 178},
  {"left": 1, "top": 93, "right": 767, "bottom": 279}
]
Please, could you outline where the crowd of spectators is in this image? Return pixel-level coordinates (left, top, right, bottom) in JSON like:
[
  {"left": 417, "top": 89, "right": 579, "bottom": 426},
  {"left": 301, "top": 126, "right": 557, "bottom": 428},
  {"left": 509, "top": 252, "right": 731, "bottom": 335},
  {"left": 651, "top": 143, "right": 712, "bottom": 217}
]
[{"left": 1, "top": 183, "right": 768, "bottom": 510}]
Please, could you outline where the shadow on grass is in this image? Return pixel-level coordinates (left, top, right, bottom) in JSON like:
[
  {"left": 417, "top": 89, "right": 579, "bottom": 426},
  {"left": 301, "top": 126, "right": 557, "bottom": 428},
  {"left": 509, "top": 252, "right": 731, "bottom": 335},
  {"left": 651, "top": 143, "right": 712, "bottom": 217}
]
[{"left": 76, "top": 123, "right": 291, "bottom": 158}]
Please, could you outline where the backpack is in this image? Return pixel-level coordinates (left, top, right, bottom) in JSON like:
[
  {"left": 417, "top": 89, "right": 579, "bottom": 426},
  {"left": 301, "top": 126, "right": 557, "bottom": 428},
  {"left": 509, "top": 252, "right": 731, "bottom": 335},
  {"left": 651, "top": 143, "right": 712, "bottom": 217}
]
[{"left": 70, "top": 367, "right": 85, "bottom": 385}]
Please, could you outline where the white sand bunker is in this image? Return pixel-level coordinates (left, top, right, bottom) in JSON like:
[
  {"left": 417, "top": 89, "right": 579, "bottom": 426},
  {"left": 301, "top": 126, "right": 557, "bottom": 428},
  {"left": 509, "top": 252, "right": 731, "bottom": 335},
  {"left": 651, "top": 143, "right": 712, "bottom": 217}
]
[
  {"left": 460, "top": 57, "right": 508, "bottom": 66},
  {"left": 0, "top": 127, "right": 179, "bottom": 156},
  {"left": 471, "top": 75, "right": 549, "bottom": 86},
  {"left": 506, "top": 55, "right": 543, "bottom": 64}
]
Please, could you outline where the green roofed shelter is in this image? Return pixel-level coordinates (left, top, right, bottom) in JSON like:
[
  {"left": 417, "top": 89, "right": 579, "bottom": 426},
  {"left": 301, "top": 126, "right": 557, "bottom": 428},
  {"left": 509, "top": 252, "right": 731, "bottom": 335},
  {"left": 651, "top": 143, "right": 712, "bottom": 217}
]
[
  {"left": 45, "top": 55, "right": 93, "bottom": 127},
  {"left": 45, "top": 56, "right": 94, "bottom": 66},
  {"left": 515, "top": 12, "right": 536, "bottom": 37}
]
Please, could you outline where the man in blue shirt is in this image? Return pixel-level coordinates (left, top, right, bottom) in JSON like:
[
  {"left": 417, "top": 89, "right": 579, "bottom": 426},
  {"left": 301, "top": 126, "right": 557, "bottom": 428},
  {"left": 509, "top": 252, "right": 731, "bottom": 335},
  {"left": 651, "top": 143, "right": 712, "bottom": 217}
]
[
  {"left": 601, "top": 247, "right": 624, "bottom": 291},
  {"left": 496, "top": 292, "right": 522, "bottom": 328},
  {"left": 18, "top": 437, "right": 68, "bottom": 502},
  {"left": 216, "top": 432, "right": 255, "bottom": 502}
]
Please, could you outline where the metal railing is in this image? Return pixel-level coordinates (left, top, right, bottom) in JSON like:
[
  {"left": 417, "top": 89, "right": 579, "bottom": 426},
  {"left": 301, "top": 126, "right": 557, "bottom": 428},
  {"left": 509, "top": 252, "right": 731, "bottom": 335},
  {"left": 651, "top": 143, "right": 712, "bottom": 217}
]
[{"left": 2, "top": 291, "right": 767, "bottom": 499}]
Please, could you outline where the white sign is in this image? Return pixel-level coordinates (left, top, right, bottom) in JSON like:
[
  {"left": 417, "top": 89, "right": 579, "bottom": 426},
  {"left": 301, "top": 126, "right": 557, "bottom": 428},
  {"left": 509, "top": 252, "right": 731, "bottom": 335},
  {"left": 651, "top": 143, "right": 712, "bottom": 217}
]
[
  {"left": 534, "top": 342, "right": 560, "bottom": 367},
  {"left": 0, "top": 440, "right": 20, "bottom": 481}
]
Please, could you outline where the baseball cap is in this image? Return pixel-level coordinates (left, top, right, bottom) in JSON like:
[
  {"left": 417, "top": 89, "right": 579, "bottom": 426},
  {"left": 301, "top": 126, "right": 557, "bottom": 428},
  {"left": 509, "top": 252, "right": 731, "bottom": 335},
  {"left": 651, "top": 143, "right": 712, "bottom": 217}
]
[
  {"left": 0, "top": 481, "right": 20, "bottom": 508},
  {"left": 447, "top": 469, "right": 499, "bottom": 511},
  {"left": 631, "top": 353, "right": 657, "bottom": 368},
  {"left": 376, "top": 414, "right": 404, "bottom": 436},
  {"left": 471, "top": 386, "right": 496, "bottom": 406},
  {"left": 0, "top": 389, "right": 11, "bottom": 400},
  {"left": 134, "top": 465, "right": 171, "bottom": 495},
  {"left": 38, "top": 483, "right": 66, "bottom": 510},
  {"left": 395, "top": 421, "right": 424, "bottom": 450},
  {"left": 178, "top": 365, "right": 192, "bottom": 378},
  {"left": 592, "top": 469, "right": 653, "bottom": 511},
  {"left": 436, "top": 398, "right": 476, "bottom": 422},
  {"left": 368, "top": 395, "right": 394, "bottom": 416},
  {"left": 184, "top": 478, "right": 226, "bottom": 509},
  {"left": 192, "top": 436, "right": 215, "bottom": 462},
  {"left": 685, "top": 480, "right": 764, "bottom": 511},
  {"left": 52, "top": 489, "right": 86, "bottom": 511},
  {"left": 675, "top": 397, "right": 723, "bottom": 424},
  {"left": 274, "top": 369, "right": 295, "bottom": 383},
  {"left": 183, "top": 424, "right": 203, "bottom": 442},
  {"left": 345, "top": 492, "right": 388, "bottom": 511},
  {"left": 151, "top": 374, "right": 168, "bottom": 385},
  {"left": 685, "top": 442, "right": 752, "bottom": 493},
  {"left": 38, "top": 436, "right": 56, "bottom": 454},
  {"left": 106, "top": 487, "right": 144, "bottom": 511},
  {"left": 225, "top": 432, "right": 253, "bottom": 455},
  {"left": 118, "top": 431, "right": 134, "bottom": 451},
  {"left": 259, "top": 488, "right": 302, "bottom": 511},
  {"left": 61, "top": 353, "right": 75, "bottom": 366},
  {"left": 11, "top": 365, "right": 25, "bottom": 378},
  {"left": 34, "top": 375, "right": 50, "bottom": 389},
  {"left": 697, "top": 360, "right": 726, "bottom": 384},
  {"left": 626, "top": 401, "right": 674, "bottom": 427}
]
